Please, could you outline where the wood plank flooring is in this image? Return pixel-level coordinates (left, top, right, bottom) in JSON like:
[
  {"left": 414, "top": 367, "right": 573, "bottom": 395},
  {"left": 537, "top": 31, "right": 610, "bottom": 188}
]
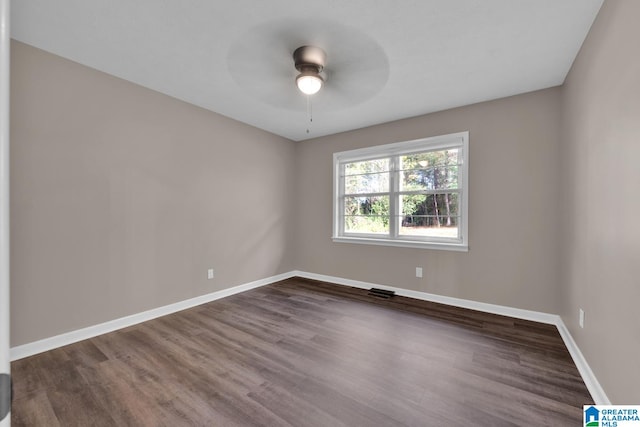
[{"left": 11, "top": 277, "right": 593, "bottom": 426}]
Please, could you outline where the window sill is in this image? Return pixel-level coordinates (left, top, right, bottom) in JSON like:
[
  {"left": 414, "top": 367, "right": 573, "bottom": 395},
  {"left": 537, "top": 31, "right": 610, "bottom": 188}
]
[{"left": 332, "top": 236, "right": 469, "bottom": 252}]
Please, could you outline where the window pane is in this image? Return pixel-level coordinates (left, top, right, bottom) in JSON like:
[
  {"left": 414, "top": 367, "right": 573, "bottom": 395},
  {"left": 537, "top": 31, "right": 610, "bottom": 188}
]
[
  {"left": 344, "top": 195, "right": 389, "bottom": 234},
  {"left": 344, "top": 158, "right": 389, "bottom": 176},
  {"left": 345, "top": 172, "right": 389, "bottom": 194},
  {"left": 400, "top": 149, "right": 460, "bottom": 191},
  {"left": 343, "top": 158, "right": 390, "bottom": 194},
  {"left": 399, "top": 193, "right": 459, "bottom": 238},
  {"left": 399, "top": 218, "right": 459, "bottom": 238}
]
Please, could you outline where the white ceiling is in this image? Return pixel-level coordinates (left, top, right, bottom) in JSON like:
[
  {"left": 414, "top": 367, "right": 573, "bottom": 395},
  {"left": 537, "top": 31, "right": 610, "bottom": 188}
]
[{"left": 12, "top": 1, "right": 603, "bottom": 141}]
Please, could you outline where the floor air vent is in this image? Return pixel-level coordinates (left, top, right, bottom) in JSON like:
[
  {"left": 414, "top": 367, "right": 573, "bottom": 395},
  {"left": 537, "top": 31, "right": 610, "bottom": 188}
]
[{"left": 368, "top": 288, "right": 395, "bottom": 299}]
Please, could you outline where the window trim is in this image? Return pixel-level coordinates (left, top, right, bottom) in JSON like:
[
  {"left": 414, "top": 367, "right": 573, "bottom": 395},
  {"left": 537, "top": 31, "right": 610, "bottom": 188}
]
[{"left": 332, "top": 131, "right": 469, "bottom": 252}]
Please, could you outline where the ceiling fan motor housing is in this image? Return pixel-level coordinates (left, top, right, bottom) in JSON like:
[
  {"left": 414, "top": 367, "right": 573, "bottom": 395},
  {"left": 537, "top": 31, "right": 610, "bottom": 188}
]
[{"left": 293, "top": 46, "right": 326, "bottom": 74}]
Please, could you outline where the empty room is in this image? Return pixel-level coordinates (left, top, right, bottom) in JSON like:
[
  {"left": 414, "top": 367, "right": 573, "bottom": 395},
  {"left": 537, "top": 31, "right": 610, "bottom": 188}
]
[{"left": 1, "top": 0, "right": 639, "bottom": 425}]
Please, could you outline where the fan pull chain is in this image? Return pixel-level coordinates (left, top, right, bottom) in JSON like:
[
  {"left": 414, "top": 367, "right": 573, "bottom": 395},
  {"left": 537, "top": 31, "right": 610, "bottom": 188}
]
[{"left": 306, "top": 95, "right": 313, "bottom": 134}]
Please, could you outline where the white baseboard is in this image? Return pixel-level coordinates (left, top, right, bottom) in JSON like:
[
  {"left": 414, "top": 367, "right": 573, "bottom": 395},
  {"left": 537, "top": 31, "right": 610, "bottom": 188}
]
[
  {"left": 10, "top": 271, "right": 295, "bottom": 361},
  {"left": 292, "top": 270, "right": 559, "bottom": 324},
  {"left": 10, "top": 268, "right": 610, "bottom": 405},
  {"left": 292, "top": 270, "right": 610, "bottom": 404},
  {"left": 555, "top": 319, "right": 610, "bottom": 404}
]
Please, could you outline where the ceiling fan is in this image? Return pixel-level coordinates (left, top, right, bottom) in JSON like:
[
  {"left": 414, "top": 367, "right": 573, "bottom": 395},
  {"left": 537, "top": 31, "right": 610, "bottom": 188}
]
[
  {"left": 293, "top": 45, "right": 326, "bottom": 96},
  {"left": 226, "top": 19, "right": 390, "bottom": 121}
]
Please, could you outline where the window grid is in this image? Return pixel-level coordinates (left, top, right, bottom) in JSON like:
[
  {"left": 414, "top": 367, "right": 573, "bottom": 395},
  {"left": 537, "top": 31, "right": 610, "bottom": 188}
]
[{"left": 333, "top": 132, "right": 468, "bottom": 251}]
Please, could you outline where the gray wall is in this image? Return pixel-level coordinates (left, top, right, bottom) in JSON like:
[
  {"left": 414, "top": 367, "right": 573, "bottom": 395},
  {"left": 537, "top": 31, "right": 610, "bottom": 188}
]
[
  {"left": 560, "top": 0, "right": 640, "bottom": 403},
  {"left": 294, "top": 88, "right": 563, "bottom": 314},
  {"left": 10, "top": 41, "right": 296, "bottom": 346}
]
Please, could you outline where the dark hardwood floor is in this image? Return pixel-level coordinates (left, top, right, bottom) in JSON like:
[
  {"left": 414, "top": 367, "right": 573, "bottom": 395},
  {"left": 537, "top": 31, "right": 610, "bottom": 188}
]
[{"left": 11, "top": 277, "right": 593, "bottom": 426}]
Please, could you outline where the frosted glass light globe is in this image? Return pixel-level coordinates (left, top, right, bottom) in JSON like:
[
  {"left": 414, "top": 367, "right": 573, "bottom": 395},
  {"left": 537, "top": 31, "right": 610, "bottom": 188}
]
[{"left": 296, "top": 73, "right": 323, "bottom": 95}]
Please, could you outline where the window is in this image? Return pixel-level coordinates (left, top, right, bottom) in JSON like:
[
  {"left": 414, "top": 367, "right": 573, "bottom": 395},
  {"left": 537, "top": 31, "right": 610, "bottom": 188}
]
[{"left": 333, "top": 132, "right": 468, "bottom": 251}]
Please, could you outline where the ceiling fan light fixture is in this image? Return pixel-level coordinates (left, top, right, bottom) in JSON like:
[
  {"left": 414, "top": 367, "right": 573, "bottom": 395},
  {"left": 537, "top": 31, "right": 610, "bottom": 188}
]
[
  {"left": 296, "top": 72, "right": 324, "bottom": 95},
  {"left": 293, "top": 46, "right": 326, "bottom": 96}
]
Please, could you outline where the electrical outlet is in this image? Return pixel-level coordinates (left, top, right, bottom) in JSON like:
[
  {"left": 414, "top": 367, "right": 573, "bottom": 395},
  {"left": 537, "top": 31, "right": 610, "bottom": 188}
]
[
  {"left": 579, "top": 308, "right": 585, "bottom": 328},
  {"left": 416, "top": 267, "right": 423, "bottom": 278},
  {"left": 207, "top": 268, "right": 215, "bottom": 280}
]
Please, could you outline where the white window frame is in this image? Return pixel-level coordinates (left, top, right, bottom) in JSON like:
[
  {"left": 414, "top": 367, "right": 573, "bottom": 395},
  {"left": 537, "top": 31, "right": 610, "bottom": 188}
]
[{"left": 332, "top": 131, "right": 469, "bottom": 251}]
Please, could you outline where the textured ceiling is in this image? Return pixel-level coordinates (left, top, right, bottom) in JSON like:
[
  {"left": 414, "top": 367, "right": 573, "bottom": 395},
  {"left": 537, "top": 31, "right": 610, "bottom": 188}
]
[{"left": 12, "top": 1, "right": 603, "bottom": 141}]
